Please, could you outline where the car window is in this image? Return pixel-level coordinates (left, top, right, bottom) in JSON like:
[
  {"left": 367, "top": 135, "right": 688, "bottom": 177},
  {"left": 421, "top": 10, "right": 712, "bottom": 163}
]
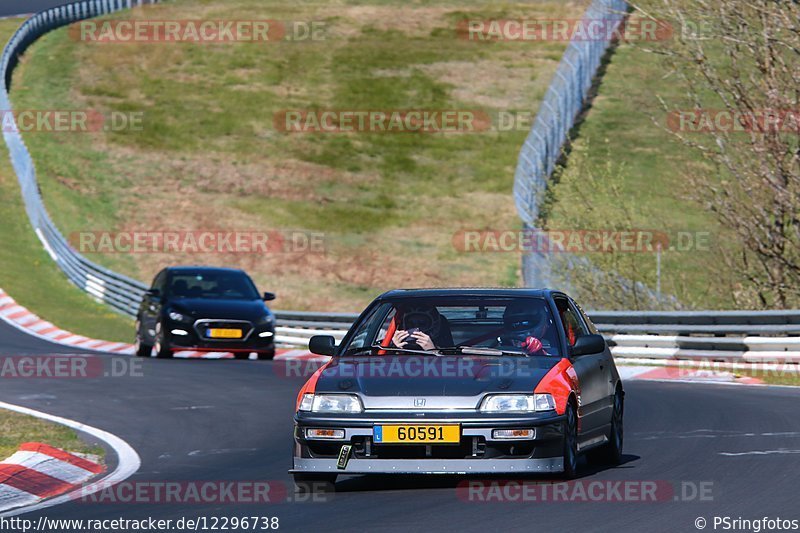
[
  {"left": 345, "top": 303, "right": 393, "bottom": 352},
  {"left": 340, "top": 297, "right": 561, "bottom": 357},
  {"left": 168, "top": 271, "right": 260, "bottom": 300},
  {"left": 153, "top": 271, "right": 168, "bottom": 294},
  {"left": 554, "top": 297, "right": 589, "bottom": 347}
]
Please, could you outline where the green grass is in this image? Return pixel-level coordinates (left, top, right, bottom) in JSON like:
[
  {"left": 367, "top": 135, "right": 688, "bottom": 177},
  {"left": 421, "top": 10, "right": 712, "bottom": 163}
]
[
  {"left": 0, "top": 408, "right": 104, "bottom": 460},
  {"left": 0, "top": 17, "right": 132, "bottom": 342},
  {"left": 543, "top": 17, "right": 745, "bottom": 309},
  {"left": 9, "top": 0, "right": 588, "bottom": 312}
]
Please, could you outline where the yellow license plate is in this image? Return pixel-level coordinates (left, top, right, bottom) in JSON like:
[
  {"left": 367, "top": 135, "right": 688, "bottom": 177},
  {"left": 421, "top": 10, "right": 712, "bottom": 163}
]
[
  {"left": 374, "top": 425, "right": 460, "bottom": 444},
  {"left": 207, "top": 328, "right": 242, "bottom": 339}
]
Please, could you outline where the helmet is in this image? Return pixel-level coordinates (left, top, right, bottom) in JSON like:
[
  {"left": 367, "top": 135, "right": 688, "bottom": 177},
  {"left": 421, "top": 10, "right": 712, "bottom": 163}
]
[
  {"left": 502, "top": 301, "right": 549, "bottom": 347},
  {"left": 401, "top": 306, "right": 442, "bottom": 338}
]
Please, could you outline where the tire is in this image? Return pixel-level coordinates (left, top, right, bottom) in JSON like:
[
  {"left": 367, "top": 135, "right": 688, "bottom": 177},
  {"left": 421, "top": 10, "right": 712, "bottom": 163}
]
[
  {"left": 134, "top": 320, "right": 153, "bottom": 357},
  {"left": 154, "top": 322, "right": 174, "bottom": 359},
  {"left": 589, "top": 389, "right": 624, "bottom": 466},
  {"left": 257, "top": 347, "right": 275, "bottom": 360},
  {"left": 293, "top": 473, "right": 337, "bottom": 493},
  {"left": 561, "top": 401, "right": 579, "bottom": 479}
]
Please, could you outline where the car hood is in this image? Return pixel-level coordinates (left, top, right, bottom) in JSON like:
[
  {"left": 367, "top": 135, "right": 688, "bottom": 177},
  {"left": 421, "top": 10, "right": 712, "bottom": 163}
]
[
  {"left": 169, "top": 298, "right": 268, "bottom": 321},
  {"left": 314, "top": 355, "right": 561, "bottom": 410}
]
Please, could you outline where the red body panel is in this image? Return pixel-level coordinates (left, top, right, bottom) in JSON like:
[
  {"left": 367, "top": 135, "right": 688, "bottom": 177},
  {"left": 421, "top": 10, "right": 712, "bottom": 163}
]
[{"left": 534, "top": 358, "right": 580, "bottom": 416}]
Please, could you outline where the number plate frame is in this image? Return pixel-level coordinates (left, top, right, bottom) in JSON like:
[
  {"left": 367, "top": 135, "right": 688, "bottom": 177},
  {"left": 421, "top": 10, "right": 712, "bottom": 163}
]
[{"left": 373, "top": 424, "right": 461, "bottom": 445}]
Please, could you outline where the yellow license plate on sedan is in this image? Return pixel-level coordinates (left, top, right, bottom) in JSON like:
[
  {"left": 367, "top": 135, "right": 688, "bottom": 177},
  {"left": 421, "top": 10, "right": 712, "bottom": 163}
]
[
  {"left": 373, "top": 425, "right": 460, "bottom": 444},
  {"left": 206, "top": 328, "right": 242, "bottom": 339}
]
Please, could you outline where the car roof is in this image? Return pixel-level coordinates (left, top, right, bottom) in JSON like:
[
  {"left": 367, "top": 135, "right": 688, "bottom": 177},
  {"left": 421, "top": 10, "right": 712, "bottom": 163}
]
[
  {"left": 376, "top": 287, "right": 562, "bottom": 300},
  {"left": 165, "top": 266, "right": 246, "bottom": 274}
]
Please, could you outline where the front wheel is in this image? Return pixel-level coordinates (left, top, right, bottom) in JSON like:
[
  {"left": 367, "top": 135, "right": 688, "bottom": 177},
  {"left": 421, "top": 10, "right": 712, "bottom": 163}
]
[
  {"left": 562, "top": 402, "right": 579, "bottom": 479},
  {"left": 154, "top": 322, "right": 173, "bottom": 359},
  {"left": 257, "top": 347, "right": 275, "bottom": 360},
  {"left": 293, "top": 473, "right": 337, "bottom": 493},
  {"left": 134, "top": 320, "right": 152, "bottom": 357},
  {"left": 589, "top": 389, "right": 624, "bottom": 466}
]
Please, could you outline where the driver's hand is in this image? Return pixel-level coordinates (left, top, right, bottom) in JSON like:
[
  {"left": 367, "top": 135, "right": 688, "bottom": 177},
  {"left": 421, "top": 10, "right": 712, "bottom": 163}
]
[
  {"left": 392, "top": 330, "right": 410, "bottom": 348},
  {"left": 411, "top": 331, "right": 435, "bottom": 351},
  {"left": 521, "top": 336, "right": 544, "bottom": 354}
]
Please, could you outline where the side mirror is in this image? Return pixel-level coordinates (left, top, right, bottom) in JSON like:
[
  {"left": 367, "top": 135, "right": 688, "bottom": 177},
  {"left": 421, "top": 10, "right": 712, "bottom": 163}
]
[
  {"left": 309, "top": 335, "right": 336, "bottom": 356},
  {"left": 263, "top": 292, "right": 276, "bottom": 301},
  {"left": 146, "top": 288, "right": 160, "bottom": 298},
  {"left": 571, "top": 334, "right": 606, "bottom": 357}
]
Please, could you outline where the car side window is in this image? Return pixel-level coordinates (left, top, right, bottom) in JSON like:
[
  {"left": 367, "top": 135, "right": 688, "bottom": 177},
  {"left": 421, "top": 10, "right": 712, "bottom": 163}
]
[
  {"left": 554, "top": 297, "right": 589, "bottom": 347},
  {"left": 152, "top": 271, "right": 167, "bottom": 294},
  {"left": 573, "top": 300, "right": 600, "bottom": 335},
  {"left": 345, "top": 304, "right": 393, "bottom": 352}
]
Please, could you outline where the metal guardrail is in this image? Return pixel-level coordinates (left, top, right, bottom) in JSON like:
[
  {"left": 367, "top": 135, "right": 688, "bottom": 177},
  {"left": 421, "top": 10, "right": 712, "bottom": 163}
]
[
  {"left": 1, "top": 1, "right": 155, "bottom": 317},
  {"left": 2, "top": 1, "right": 799, "bottom": 363}
]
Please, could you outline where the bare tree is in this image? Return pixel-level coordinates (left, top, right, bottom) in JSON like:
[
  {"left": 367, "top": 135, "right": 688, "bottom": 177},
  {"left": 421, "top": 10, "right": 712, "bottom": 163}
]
[{"left": 633, "top": 0, "right": 800, "bottom": 308}]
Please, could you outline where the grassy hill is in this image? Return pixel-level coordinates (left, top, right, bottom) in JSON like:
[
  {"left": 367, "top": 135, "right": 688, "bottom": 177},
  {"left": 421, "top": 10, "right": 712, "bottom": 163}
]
[{"left": 10, "top": 0, "right": 588, "bottom": 313}]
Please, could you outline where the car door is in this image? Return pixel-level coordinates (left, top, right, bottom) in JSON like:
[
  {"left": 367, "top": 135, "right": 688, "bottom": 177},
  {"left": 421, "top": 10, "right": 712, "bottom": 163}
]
[
  {"left": 140, "top": 270, "right": 168, "bottom": 342},
  {"left": 574, "top": 299, "right": 616, "bottom": 400},
  {"left": 554, "top": 295, "right": 608, "bottom": 436}
]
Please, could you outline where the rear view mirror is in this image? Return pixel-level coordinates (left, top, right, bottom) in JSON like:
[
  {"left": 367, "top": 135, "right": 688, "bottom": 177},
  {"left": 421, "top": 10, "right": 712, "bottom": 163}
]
[
  {"left": 263, "top": 292, "right": 276, "bottom": 301},
  {"left": 309, "top": 335, "right": 336, "bottom": 356},
  {"left": 571, "top": 334, "right": 606, "bottom": 357}
]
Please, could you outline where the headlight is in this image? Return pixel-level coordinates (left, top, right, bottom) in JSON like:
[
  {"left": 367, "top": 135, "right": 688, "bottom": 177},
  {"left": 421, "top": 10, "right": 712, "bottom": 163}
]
[
  {"left": 168, "top": 311, "right": 186, "bottom": 322},
  {"left": 299, "top": 393, "right": 314, "bottom": 411},
  {"left": 480, "top": 394, "right": 556, "bottom": 413},
  {"left": 297, "top": 394, "right": 363, "bottom": 413}
]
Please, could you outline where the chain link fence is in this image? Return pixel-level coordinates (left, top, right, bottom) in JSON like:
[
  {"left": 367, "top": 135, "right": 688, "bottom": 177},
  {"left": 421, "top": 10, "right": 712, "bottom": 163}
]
[{"left": 513, "top": 0, "right": 629, "bottom": 289}]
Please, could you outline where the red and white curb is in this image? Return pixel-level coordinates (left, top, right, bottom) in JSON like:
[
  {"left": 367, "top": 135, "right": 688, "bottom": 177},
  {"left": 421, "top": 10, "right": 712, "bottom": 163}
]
[
  {"left": 618, "top": 365, "right": 764, "bottom": 385},
  {"left": 0, "top": 288, "right": 316, "bottom": 361},
  {"left": 0, "top": 442, "right": 104, "bottom": 512},
  {"left": 0, "top": 401, "right": 140, "bottom": 517}
]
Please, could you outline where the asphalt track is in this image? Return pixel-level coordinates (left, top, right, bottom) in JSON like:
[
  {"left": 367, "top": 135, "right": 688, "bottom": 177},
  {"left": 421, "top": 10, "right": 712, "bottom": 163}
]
[
  {"left": 1, "top": 317, "right": 799, "bottom": 533},
  {"left": 0, "top": 1, "right": 74, "bottom": 18},
  {"left": 1, "top": 3, "right": 798, "bottom": 532}
]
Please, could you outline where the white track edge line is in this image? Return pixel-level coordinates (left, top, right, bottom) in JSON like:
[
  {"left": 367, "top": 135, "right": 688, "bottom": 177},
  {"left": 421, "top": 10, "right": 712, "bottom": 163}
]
[{"left": 0, "top": 401, "right": 141, "bottom": 517}]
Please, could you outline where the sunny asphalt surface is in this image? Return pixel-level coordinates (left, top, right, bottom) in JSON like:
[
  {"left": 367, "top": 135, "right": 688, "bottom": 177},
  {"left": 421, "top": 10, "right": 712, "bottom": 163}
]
[
  {"left": 0, "top": 1, "right": 75, "bottom": 18},
  {"left": 1, "top": 318, "right": 799, "bottom": 532},
  {"left": 2, "top": 0, "right": 795, "bottom": 527}
]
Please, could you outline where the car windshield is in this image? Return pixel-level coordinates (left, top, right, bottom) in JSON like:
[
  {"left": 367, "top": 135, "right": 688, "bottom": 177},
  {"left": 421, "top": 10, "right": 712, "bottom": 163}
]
[
  {"left": 168, "top": 271, "right": 260, "bottom": 300},
  {"left": 342, "top": 296, "right": 562, "bottom": 357}
]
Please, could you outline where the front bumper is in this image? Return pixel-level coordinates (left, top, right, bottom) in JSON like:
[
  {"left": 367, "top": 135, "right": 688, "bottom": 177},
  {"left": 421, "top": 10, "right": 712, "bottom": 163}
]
[
  {"left": 292, "top": 412, "right": 567, "bottom": 475},
  {"left": 164, "top": 319, "right": 274, "bottom": 352}
]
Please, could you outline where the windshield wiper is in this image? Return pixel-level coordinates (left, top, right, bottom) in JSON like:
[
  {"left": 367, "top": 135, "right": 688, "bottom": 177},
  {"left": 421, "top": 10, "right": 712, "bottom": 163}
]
[
  {"left": 341, "top": 345, "right": 442, "bottom": 357},
  {"left": 368, "top": 344, "right": 442, "bottom": 356},
  {"left": 438, "top": 346, "right": 531, "bottom": 357}
]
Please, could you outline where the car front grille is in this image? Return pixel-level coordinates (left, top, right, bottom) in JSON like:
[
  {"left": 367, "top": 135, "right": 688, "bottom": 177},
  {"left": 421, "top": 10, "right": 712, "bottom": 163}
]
[
  {"left": 193, "top": 320, "right": 254, "bottom": 341},
  {"left": 305, "top": 437, "right": 537, "bottom": 460}
]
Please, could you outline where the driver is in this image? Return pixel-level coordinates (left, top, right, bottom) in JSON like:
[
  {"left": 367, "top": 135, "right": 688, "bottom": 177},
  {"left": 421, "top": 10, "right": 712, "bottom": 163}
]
[
  {"left": 499, "top": 301, "right": 553, "bottom": 355},
  {"left": 392, "top": 305, "right": 453, "bottom": 351}
]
